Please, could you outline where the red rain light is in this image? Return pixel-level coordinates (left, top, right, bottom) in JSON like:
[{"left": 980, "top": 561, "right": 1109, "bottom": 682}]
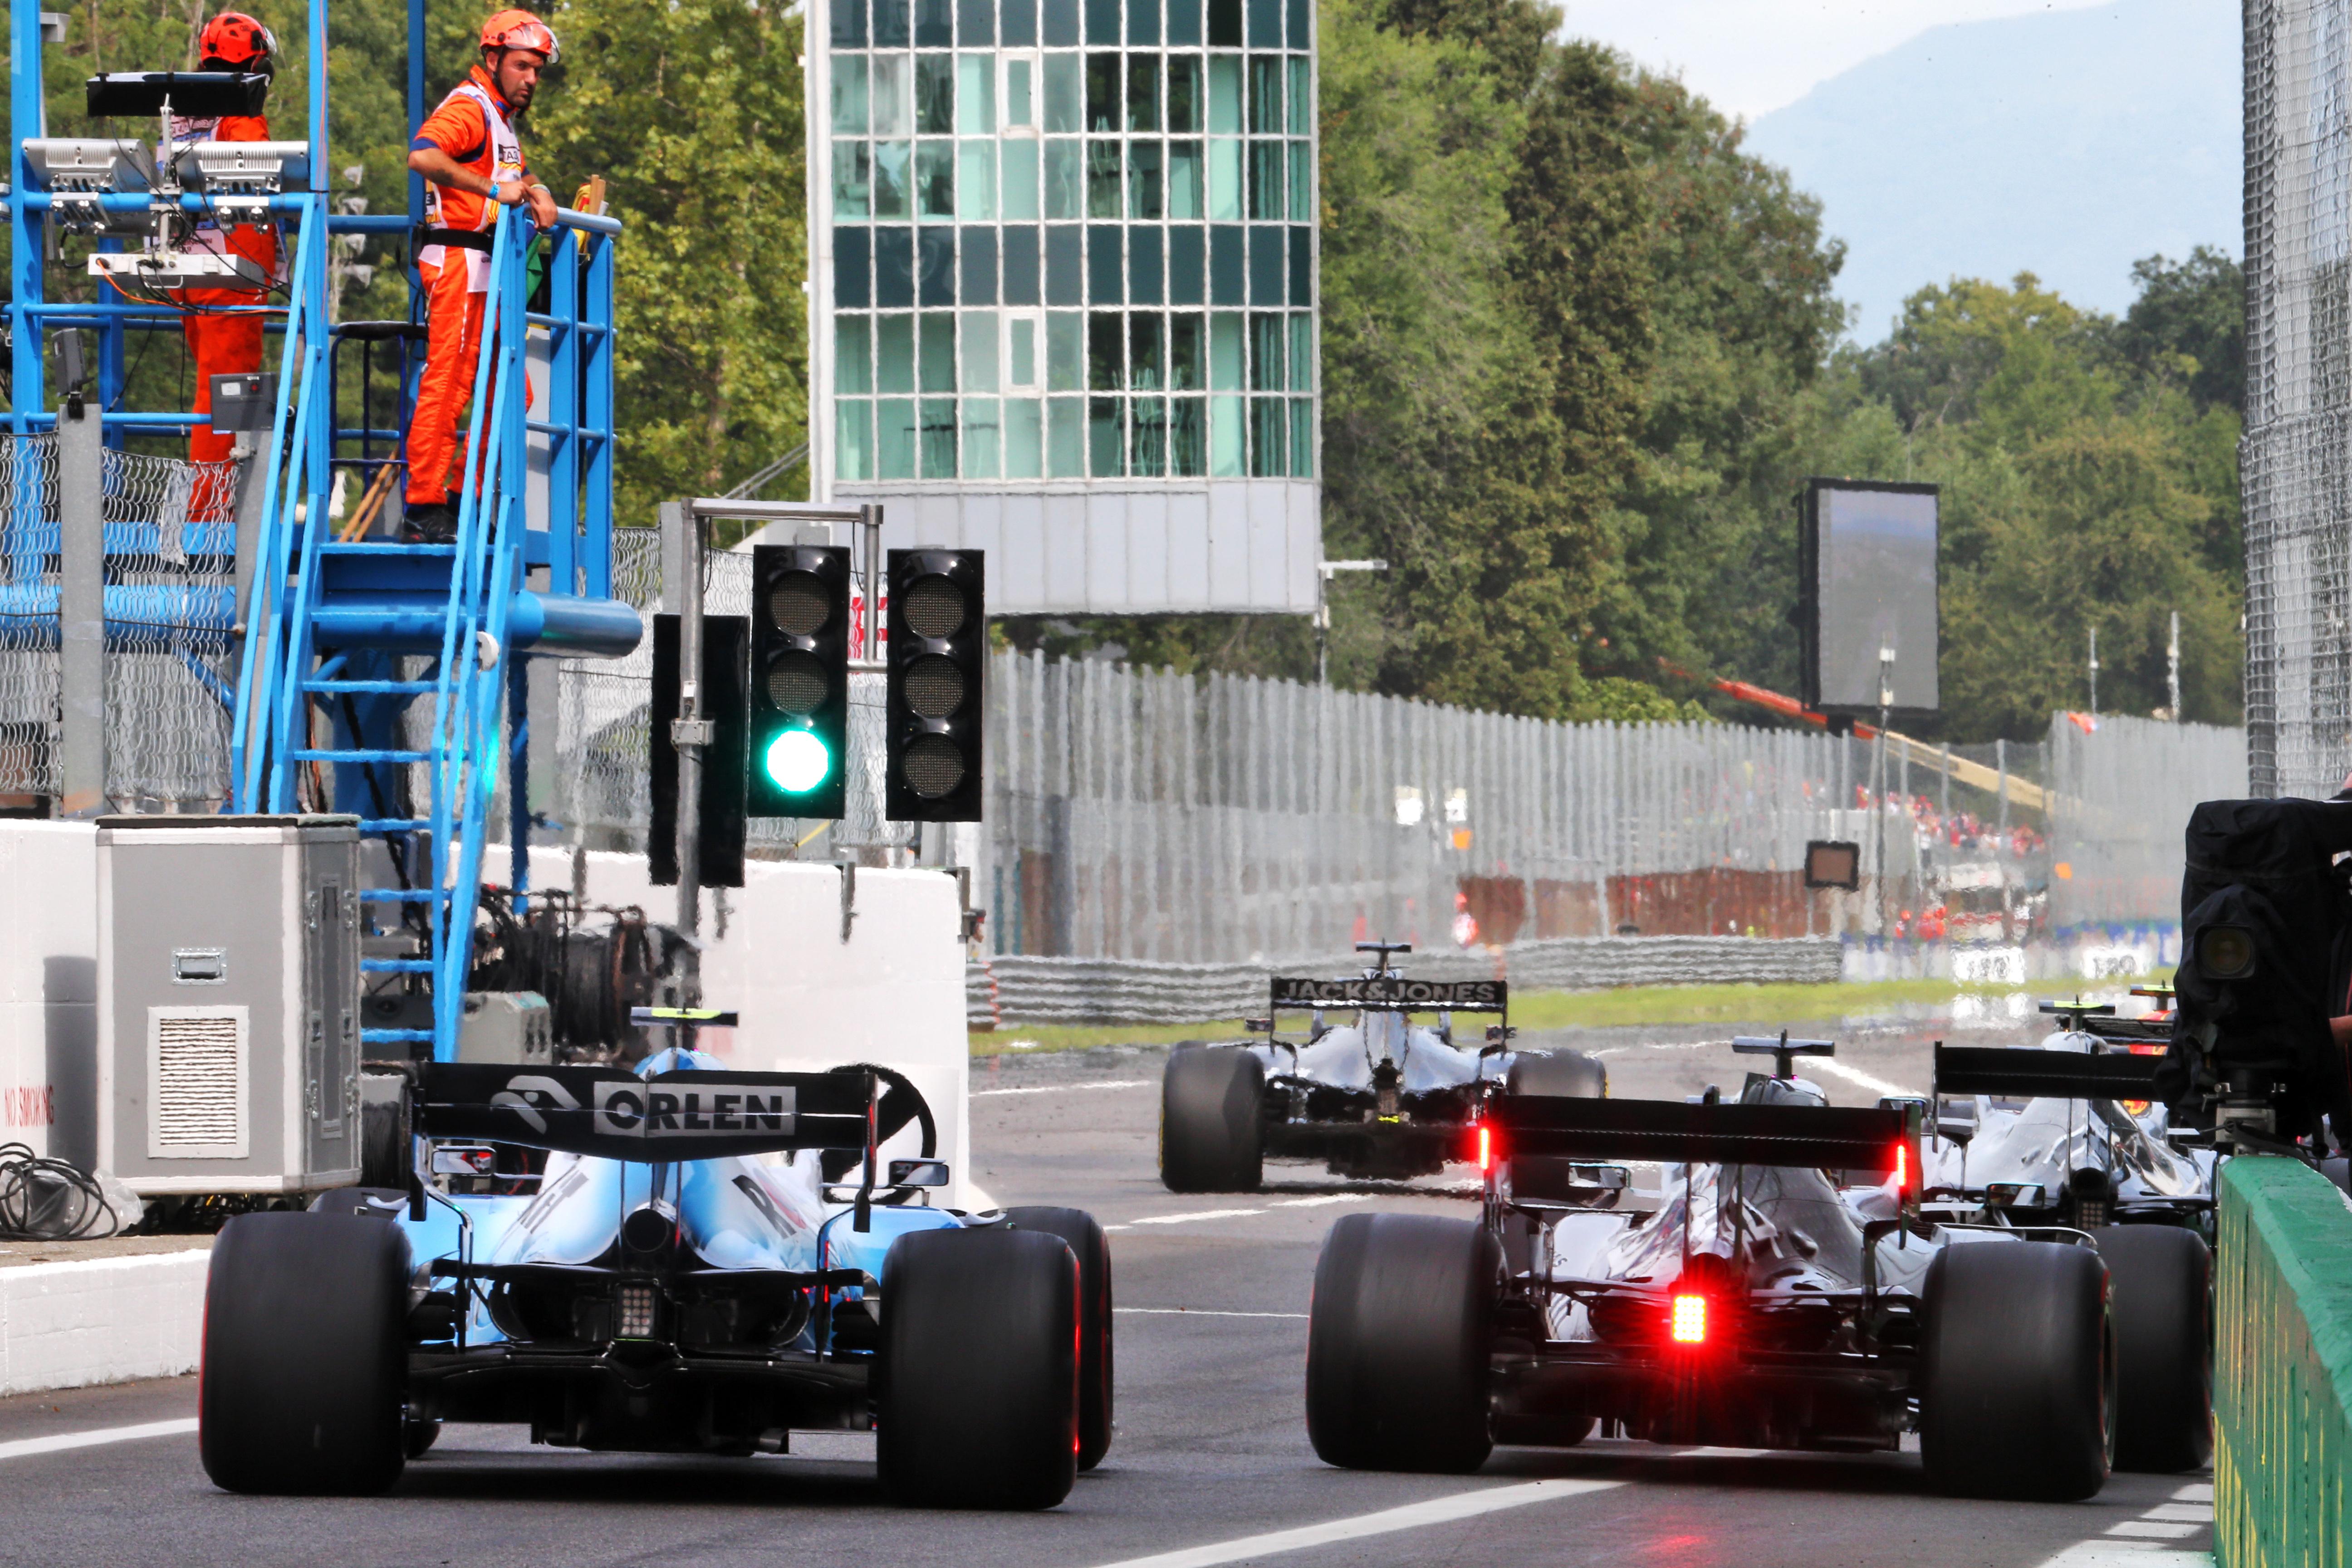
[
  {"left": 1477, "top": 1124, "right": 1492, "bottom": 1173},
  {"left": 1893, "top": 1142, "right": 1907, "bottom": 1191},
  {"left": 1669, "top": 1293, "right": 1708, "bottom": 1344}
]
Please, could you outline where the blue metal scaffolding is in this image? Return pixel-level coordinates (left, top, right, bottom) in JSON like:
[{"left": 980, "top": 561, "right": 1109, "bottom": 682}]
[{"left": 7, "top": 0, "right": 638, "bottom": 1062}]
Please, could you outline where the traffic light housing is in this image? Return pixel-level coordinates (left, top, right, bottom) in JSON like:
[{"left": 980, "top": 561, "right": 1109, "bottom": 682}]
[
  {"left": 748, "top": 545, "right": 851, "bottom": 820},
  {"left": 885, "top": 549, "right": 984, "bottom": 822},
  {"left": 649, "top": 612, "right": 748, "bottom": 886}
]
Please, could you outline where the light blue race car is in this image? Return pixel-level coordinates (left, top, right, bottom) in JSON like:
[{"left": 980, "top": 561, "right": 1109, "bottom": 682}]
[{"left": 194, "top": 1046, "right": 1112, "bottom": 1508}]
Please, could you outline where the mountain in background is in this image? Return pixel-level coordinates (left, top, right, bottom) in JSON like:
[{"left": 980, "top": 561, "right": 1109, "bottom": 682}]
[{"left": 1740, "top": 0, "right": 2239, "bottom": 340}]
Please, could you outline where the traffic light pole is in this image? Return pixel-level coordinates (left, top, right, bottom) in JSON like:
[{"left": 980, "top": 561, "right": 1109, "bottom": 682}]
[{"left": 672, "top": 505, "right": 710, "bottom": 949}]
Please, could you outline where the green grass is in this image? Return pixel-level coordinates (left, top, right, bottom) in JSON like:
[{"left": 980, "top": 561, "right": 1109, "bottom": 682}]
[{"left": 970, "top": 972, "right": 2174, "bottom": 1056}]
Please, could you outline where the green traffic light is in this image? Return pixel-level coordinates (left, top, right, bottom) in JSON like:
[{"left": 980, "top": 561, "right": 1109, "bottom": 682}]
[{"left": 764, "top": 728, "right": 833, "bottom": 794}]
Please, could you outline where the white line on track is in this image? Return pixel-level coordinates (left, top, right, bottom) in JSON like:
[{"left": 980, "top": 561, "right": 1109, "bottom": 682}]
[
  {"left": 1113, "top": 1308, "right": 1308, "bottom": 1319},
  {"left": 0, "top": 1418, "right": 196, "bottom": 1463},
  {"left": 1268, "top": 1194, "right": 1372, "bottom": 1208},
  {"left": 1807, "top": 1058, "right": 1922, "bottom": 1100},
  {"left": 973, "top": 1079, "right": 1152, "bottom": 1097},
  {"left": 1081, "top": 1478, "right": 1625, "bottom": 1568},
  {"left": 1127, "top": 1208, "right": 1265, "bottom": 1225}
]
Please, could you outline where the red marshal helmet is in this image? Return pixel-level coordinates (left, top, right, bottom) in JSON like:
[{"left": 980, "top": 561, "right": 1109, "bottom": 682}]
[
  {"left": 196, "top": 10, "right": 276, "bottom": 69},
  {"left": 479, "top": 8, "right": 559, "bottom": 63}
]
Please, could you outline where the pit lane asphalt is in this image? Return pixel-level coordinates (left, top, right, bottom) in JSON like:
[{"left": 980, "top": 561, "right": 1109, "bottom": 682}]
[{"left": 0, "top": 1012, "right": 2212, "bottom": 1568}]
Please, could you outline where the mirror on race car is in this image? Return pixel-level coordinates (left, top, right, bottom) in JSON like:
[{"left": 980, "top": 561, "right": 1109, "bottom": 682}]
[
  {"left": 888, "top": 1159, "right": 951, "bottom": 1188},
  {"left": 429, "top": 1144, "right": 497, "bottom": 1176}
]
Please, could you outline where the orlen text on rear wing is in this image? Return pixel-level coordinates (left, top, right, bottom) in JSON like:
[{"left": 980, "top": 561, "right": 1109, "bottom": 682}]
[
  {"left": 1493, "top": 1094, "right": 1918, "bottom": 1183},
  {"left": 1933, "top": 1045, "right": 2163, "bottom": 1104},
  {"left": 417, "top": 1063, "right": 875, "bottom": 1163}
]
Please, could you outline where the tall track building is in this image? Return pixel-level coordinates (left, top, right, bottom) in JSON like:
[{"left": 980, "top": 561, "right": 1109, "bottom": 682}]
[{"left": 807, "top": 0, "right": 1323, "bottom": 613}]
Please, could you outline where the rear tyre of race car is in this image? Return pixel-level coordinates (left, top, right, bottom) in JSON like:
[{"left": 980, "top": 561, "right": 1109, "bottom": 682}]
[
  {"left": 2092, "top": 1225, "right": 2212, "bottom": 1472},
  {"left": 1306, "top": 1212, "right": 1497, "bottom": 1474},
  {"left": 1505, "top": 1050, "right": 1607, "bottom": 1100},
  {"left": 878, "top": 1227, "right": 1080, "bottom": 1509},
  {"left": 199, "top": 1212, "right": 410, "bottom": 1496},
  {"left": 1005, "top": 1205, "right": 1116, "bottom": 1471},
  {"left": 1160, "top": 1046, "right": 1264, "bottom": 1193},
  {"left": 1919, "top": 1240, "right": 2113, "bottom": 1501}
]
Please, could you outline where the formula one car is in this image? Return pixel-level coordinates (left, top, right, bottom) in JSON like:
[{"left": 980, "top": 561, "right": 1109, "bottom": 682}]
[
  {"left": 1160, "top": 942, "right": 1605, "bottom": 1191},
  {"left": 1306, "top": 1064, "right": 2123, "bottom": 1501},
  {"left": 1917, "top": 1004, "right": 2213, "bottom": 1474},
  {"left": 196, "top": 1047, "right": 1112, "bottom": 1507}
]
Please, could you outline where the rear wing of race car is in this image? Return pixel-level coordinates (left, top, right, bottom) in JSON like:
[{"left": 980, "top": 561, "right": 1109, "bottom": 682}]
[
  {"left": 1932, "top": 1044, "right": 2164, "bottom": 1103},
  {"left": 417, "top": 1062, "right": 876, "bottom": 1163},
  {"left": 1264, "top": 975, "right": 1508, "bottom": 1013},
  {"left": 1490, "top": 1094, "right": 1918, "bottom": 1184}
]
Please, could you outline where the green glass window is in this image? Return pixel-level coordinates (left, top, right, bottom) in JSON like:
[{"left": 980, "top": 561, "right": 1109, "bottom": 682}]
[
  {"left": 1248, "top": 54, "right": 1282, "bottom": 132},
  {"left": 876, "top": 313, "right": 917, "bottom": 392},
  {"left": 1249, "top": 311, "right": 1284, "bottom": 388},
  {"left": 1047, "top": 311, "right": 1084, "bottom": 388},
  {"left": 1287, "top": 57, "right": 1310, "bottom": 133},
  {"left": 916, "top": 55, "right": 956, "bottom": 132},
  {"left": 1247, "top": 139, "right": 1282, "bottom": 219},
  {"left": 1207, "top": 55, "right": 1242, "bottom": 130},
  {"left": 1088, "top": 311, "right": 1126, "bottom": 388},
  {"left": 1006, "top": 57, "right": 1035, "bottom": 126},
  {"left": 1127, "top": 55, "right": 1161, "bottom": 130},
  {"left": 1170, "top": 313, "right": 1205, "bottom": 388},
  {"left": 1289, "top": 312, "right": 1312, "bottom": 390},
  {"left": 877, "top": 397, "right": 919, "bottom": 476},
  {"left": 1044, "top": 138, "right": 1084, "bottom": 218},
  {"left": 1167, "top": 139, "right": 1203, "bottom": 218},
  {"left": 1289, "top": 396, "right": 1313, "bottom": 475},
  {"left": 1089, "top": 396, "right": 1126, "bottom": 474},
  {"left": 1043, "top": 53, "right": 1083, "bottom": 130},
  {"left": 1249, "top": 395, "right": 1285, "bottom": 475},
  {"left": 961, "top": 397, "right": 1003, "bottom": 476},
  {"left": 1002, "top": 139, "right": 1041, "bottom": 218},
  {"left": 872, "top": 141, "right": 912, "bottom": 217},
  {"left": 1209, "top": 393, "right": 1243, "bottom": 475},
  {"left": 1087, "top": 139, "right": 1123, "bottom": 216},
  {"left": 1086, "top": 52, "right": 1122, "bottom": 130},
  {"left": 1130, "top": 313, "right": 1166, "bottom": 388},
  {"left": 1048, "top": 397, "right": 1087, "bottom": 474},
  {"left": 960, "top": 309, "right": 1000, "bottom": 390},
  {"left": 1131, "top": 395, "right": 1168, "bottom": 475},
  {"left": 916, "top": 141, "right": 957, "bottom": 217},
  {"left": 1208, "top": 311, "right": 1244, "bottom": 387},
  {"left": 1168, "top": 55, "right": 1203, "bottom": 131},
  {"left": 1006, "top": 397, "right": 1045, "bottom": 476},
  {"left": 1288, "top": 140, "right": 1310, "bottom": 220},
  {"left": 920, "top": 397, "right": 959, "bottom": 475},
  {"left": 836, "top": 400, "right": 872, "bottom": 480},
  {"left": 836, "top": 314, "right": 873, "bottom": 392},
  {"left": 920, "top": 311, "right": 958, "bottom": 390},
  {"left": 1207, "top": 138, "right": 1241, "bottom": 219},
  {"left": 1170, "top": 396, "right": 1205, "bottom": 475},
  {"left": 957, "top": 141, "right": 996, "bottom": 217},
  {"left": 957, "top": 53, "right": 996, "bottom": 131},
  {"left": 873, "top": 55, "right": 912, "bottom": 134},
  {"left": 833, "top": 56, "right": 870, "bottom": 134},
  {"left": 834, "top": 143, "right": 872, "bottom": 219},
  {"left": 1129, "top": 139, "right": 1164, "bottom": 218}
]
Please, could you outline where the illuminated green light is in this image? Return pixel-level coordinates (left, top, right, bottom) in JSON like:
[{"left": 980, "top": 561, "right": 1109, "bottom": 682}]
[{"left": 764, "top": 728, "right": 832, "bottom": 794}]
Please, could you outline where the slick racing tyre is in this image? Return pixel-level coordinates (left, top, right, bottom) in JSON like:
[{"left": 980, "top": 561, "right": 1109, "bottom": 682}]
[
  {"left": 2092, "top": 1225, "right": 2212, "bottom": 1472},
  {"left": 1005, "top": 1206, "right": 1116, "bottom": 1471},
  {"left": 1505, "top": 1049, "right": 1607, "bottom": 1100},
  {"left": 1306, "top": 1213, "right": 1497, "bottom": 1474},
  {"left": 1160, "top": 1046, "right": 1264, "bottom": 1193},
  {"left": 1919, "top": 1240, "right": 2113, "bottom": 1501},
  {"left": 199, "top": 1212, "right": 411, "bottom": 1495},
  {"left": 878, "top": 1227, "right": 1079, "bottom": 1509}
]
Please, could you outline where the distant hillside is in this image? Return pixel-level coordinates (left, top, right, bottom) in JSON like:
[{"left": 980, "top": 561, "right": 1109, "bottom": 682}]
[{"left": 1741, "top": 0, "right": 2239, "bottom": 340}]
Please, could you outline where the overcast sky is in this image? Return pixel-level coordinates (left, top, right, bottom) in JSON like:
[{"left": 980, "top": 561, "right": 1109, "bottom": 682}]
[{"left": 1561, "top": 0, "right": 2107, "bottom": 120}]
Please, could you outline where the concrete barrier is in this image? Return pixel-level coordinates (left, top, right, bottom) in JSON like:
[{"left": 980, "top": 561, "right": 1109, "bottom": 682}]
[
  {"left": 2215, "top": 1156, "right": 2352, "bottom": 1567},
  {"left": 0, "top": 1249, "right": 208, "bottom": 1396}
]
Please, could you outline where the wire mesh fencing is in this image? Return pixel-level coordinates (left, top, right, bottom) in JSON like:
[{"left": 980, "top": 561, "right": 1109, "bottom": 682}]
[
  {"left": 0, "top": 435, "right": 236, "bottom": 806},
  {"left": 2244, "top": 0, "right": 2352, "bottom": 798}
]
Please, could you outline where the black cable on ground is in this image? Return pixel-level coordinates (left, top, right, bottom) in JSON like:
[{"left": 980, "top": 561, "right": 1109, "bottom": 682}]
[{"left": 0, "top": 1142, "right": 119, "bottom": 1240}]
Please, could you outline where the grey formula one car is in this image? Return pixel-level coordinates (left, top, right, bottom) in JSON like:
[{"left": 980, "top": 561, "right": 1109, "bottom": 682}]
[
  {"left": 1917, "top": 1005, "right": 2214, "bottom": 1474},
  {"left": 1306, "top": 1063, "right": 2133, "bottom": 1501},
  {"left": 1159, "top": 942, "right": 1606, "bottom": 1191},
  {"left": 196, "top": 1048, "right": 1111, "bottom": 1508}
]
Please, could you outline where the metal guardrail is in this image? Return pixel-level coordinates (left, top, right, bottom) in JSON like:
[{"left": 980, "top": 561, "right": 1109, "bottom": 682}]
[
  {"left": 963, "top": 936, "right": 1841, "bottom": 1029},
  {"left": 2215, "top": 1156, "right": 2352, "bottom": 1567}
]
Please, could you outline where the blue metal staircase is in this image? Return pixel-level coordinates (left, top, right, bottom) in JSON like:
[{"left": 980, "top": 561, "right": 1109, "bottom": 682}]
[{"left": 228, "top": 205, "right": 634, "bottom": 1062}]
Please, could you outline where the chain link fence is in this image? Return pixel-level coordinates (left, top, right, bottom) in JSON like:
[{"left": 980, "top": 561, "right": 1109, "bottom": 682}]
[
  {"left": 0, "top": 436, "right": 236, "bottom": 807},
  {"left": 2245, "top": 0, "right": 2351, "bottom": 799}
]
